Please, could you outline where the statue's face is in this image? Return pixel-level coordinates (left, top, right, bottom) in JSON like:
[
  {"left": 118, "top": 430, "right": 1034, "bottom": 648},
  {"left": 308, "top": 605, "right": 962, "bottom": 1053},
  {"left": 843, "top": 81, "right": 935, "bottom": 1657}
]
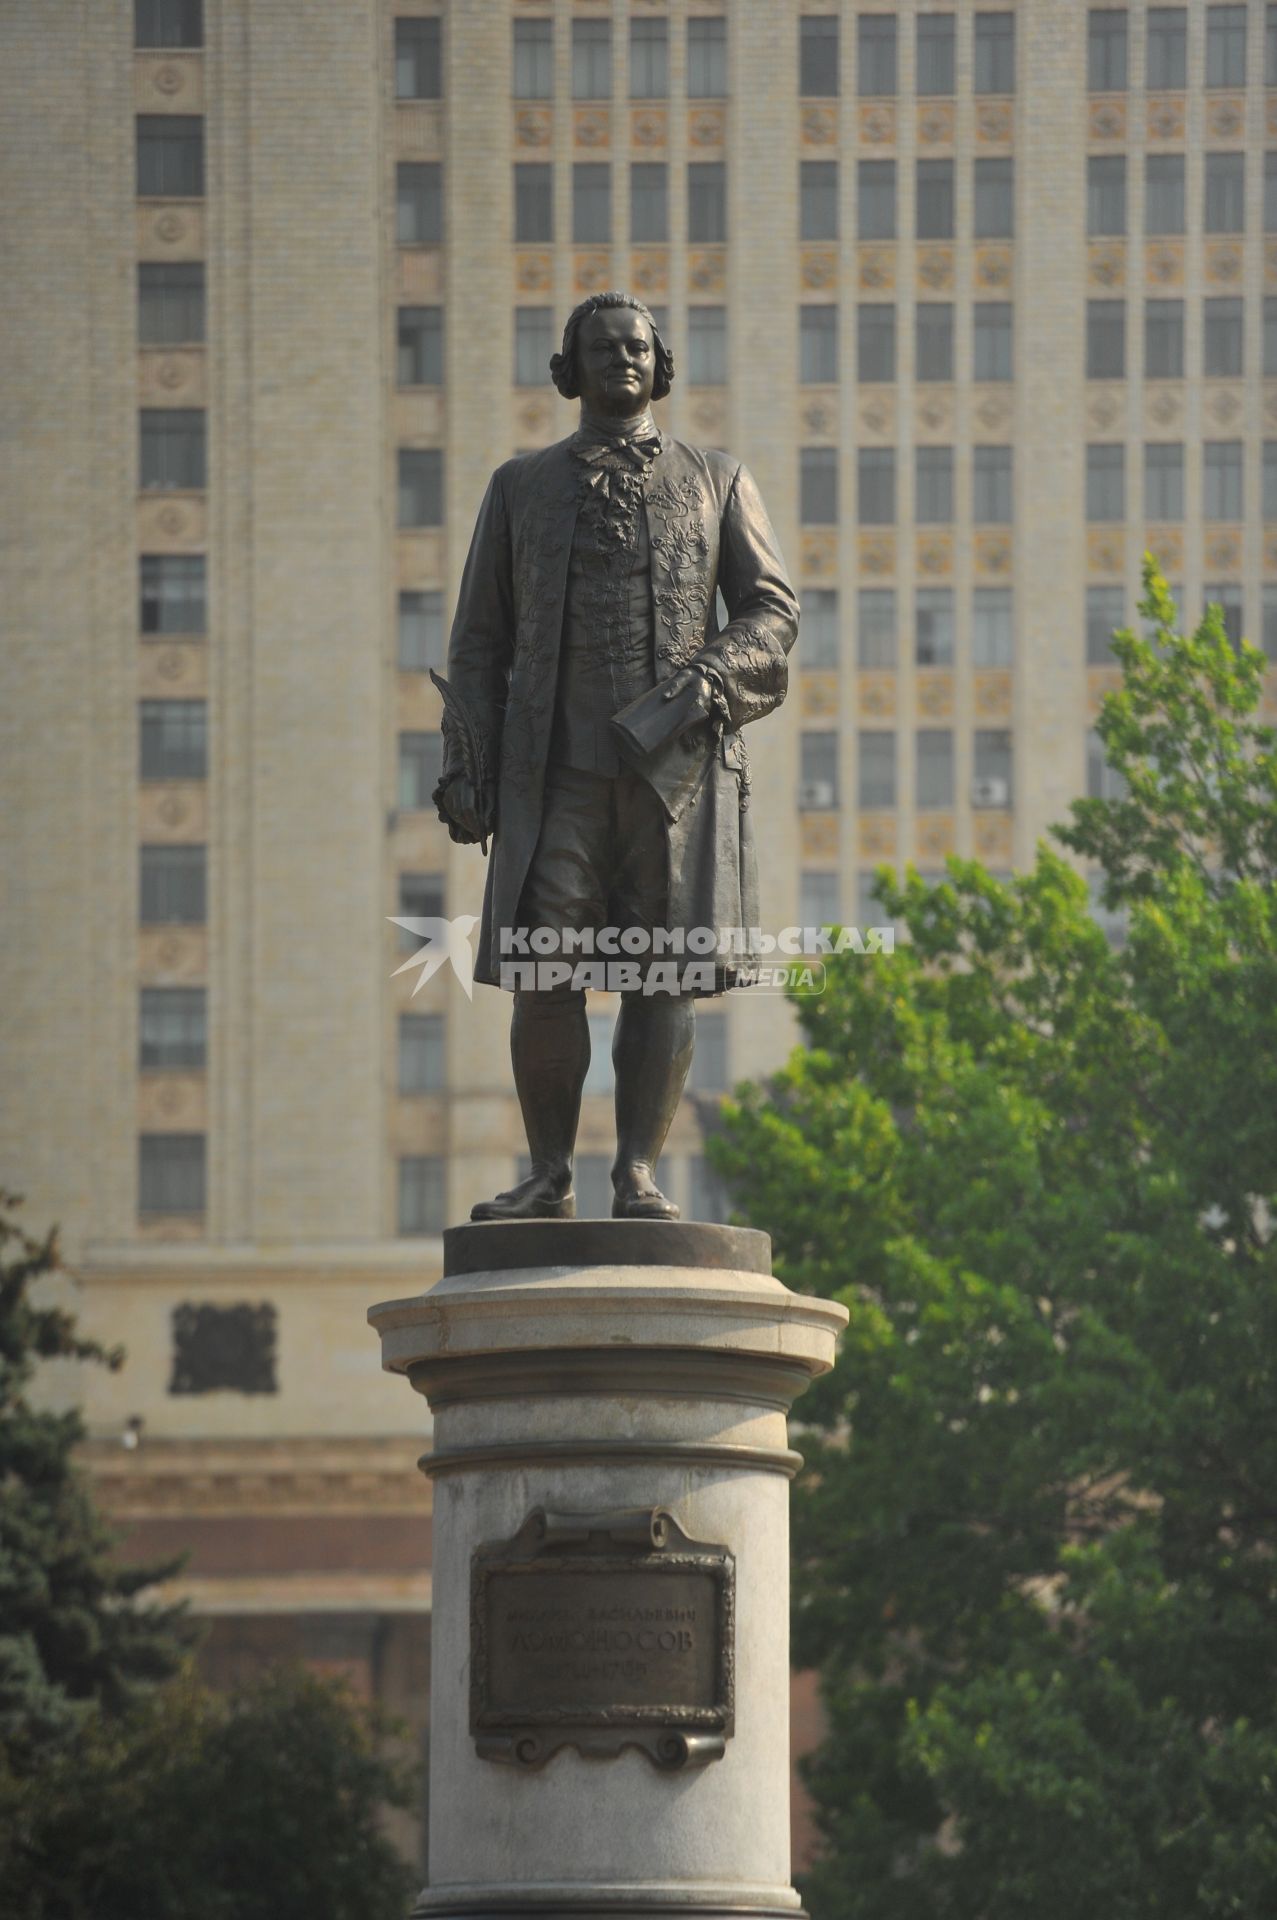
[{"left": 576, "top": 306, "right": 656, "bottom": 418}]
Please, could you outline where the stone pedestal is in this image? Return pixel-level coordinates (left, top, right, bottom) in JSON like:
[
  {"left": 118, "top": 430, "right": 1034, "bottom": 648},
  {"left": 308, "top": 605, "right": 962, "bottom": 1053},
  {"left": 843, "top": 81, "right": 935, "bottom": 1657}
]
[{"left": 369, "top": 1219, "right": 847, "bottom": 1920}]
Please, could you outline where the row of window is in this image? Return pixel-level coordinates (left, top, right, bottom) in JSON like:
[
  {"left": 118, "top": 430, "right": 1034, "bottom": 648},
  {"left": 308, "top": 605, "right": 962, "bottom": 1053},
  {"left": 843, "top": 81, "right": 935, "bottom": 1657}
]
[
  {"left": 510, "top": 15, "right": 730, "bottom": 102},
  {"left": 1088, "top": 5, "right": 1272, "bottom": 93},
  {"left": 800, "top": 444, "right": 1014, "bottom": 527},
  {"left": 800, "top": 587, "right": 1015, "bottom": 670},
  {"left": 1088, "top": 152, "right": 1277, "bottom": 239},
  {"left": 1086, "top": 582, "right": 1277, "bottom": 658},
  {"left": 1088, "top": 296, "right": 1266, "bottom": 380},
  {"left": 801, "top": 729, "right": 1015, "bottom": 812},
  {"left": 1085, "top": 439, "right": 1277, "bottom": 520}
]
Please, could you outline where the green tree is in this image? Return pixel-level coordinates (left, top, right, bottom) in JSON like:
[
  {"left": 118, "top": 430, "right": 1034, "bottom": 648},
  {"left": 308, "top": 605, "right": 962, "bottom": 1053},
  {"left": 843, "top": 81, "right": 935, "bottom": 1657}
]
[
  {"left": 0, "top": 1196, "right": 418, "bottom": 1918},
  {"left": 0, "top": 1192, "right": 192, "bottom": 1758},
  {"left": 713, "top": 565, "right": 1277, "bottom": 1918}
]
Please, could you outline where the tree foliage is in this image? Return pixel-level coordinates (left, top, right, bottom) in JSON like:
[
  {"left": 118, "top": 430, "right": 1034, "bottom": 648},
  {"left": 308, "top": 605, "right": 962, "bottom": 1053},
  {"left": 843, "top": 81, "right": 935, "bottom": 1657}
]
[
  {"left": 713, "top": 565, "right": 1277, "bottom": 1917},
  {"left": 0, "top": 1195, "right": 417, "bottom": 1918}
]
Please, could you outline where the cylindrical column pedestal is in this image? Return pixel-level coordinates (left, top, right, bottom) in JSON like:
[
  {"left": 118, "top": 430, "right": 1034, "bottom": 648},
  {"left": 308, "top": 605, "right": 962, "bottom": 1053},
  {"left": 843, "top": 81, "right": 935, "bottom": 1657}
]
[{"left": 369, "top": 1220, "right": 847, "bottom": 1920}]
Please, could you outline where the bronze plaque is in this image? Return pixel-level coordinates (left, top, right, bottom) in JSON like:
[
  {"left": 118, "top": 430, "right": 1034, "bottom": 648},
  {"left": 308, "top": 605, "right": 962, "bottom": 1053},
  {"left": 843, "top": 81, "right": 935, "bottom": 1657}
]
[{"left": 470, "top": 1508, "right": 734, "bottom": 1770}]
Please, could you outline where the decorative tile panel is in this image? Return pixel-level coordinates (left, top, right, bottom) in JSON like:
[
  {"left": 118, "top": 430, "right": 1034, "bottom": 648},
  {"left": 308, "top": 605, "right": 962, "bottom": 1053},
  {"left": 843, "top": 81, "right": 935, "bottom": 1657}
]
[
  {"left": 858, "top": 532, "right": 896, "bottom": 579},
  {"left": 800, "top": 671, "right": 840, "bottom": 719},
  {"left": 136, "top": 203, "right": 205, "bottom": 261},
  {"left": 573, "top": 106, "right": 610, "bottom": 150},
  {"left": 857, "top": 673, "right": 897, "bottom": 720},
  {"left": 137, "top": 494, "right": 206, "bottom": 551},
  {"left": 974, "top": 670, "right": 1012, "bottom": 720},
  {"left": 858, "top": 102, "right": 896, "bottom": 147},
  {"left": 1146, "top": 95, "right": 1186, "bottom": 142}
]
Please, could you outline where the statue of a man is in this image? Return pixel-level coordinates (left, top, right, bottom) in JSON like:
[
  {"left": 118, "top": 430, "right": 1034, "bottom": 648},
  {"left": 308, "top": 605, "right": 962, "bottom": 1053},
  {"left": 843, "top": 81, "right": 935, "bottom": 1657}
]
[{"left": 434, "top": 291, "right": 797, "bottom": 1222}]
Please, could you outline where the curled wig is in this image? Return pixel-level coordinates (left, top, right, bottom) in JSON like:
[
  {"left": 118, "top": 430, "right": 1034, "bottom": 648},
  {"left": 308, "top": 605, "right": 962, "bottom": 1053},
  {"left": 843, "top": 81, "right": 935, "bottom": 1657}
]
[{"left": 549, "top": 290, "right": 675, "bottom": 401}]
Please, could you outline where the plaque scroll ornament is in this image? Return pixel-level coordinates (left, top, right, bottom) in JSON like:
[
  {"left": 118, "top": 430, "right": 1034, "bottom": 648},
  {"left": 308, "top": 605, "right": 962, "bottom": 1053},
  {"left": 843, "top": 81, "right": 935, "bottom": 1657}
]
[{"left": 470, "top": 1507, "right": 735, "bottom": 1772}]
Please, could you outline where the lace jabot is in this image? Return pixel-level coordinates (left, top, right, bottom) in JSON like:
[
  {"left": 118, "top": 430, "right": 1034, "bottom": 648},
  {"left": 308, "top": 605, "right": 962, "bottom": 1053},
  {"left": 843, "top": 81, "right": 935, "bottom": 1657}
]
[{"left": 570, "top": 410, "right": 663, "bottom": 549}]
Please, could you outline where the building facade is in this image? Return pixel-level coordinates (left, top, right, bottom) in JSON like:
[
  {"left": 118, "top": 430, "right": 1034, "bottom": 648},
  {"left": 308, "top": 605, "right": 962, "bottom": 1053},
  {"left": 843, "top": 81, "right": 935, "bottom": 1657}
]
[{"left": 3, "top": 0, "right": 1276, "bottom": 1867}]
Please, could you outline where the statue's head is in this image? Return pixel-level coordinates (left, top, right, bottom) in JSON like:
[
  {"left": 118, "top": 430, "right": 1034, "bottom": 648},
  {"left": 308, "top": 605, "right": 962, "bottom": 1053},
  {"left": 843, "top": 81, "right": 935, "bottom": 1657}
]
[{"left": 550, "top": 291, "right": 675, "bottom": 412}]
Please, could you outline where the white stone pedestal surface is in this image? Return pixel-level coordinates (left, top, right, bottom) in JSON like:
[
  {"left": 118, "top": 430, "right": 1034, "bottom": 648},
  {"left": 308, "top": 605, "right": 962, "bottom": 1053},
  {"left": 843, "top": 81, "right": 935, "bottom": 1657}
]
[{"left": 369, "top": 1219, "right": 847, "bottom": 1920}]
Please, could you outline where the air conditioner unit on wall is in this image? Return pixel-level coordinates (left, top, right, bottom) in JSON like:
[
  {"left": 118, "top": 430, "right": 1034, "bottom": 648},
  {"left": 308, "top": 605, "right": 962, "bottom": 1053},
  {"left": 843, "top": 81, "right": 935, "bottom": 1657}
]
[
  {"left": 798, "top": 780, "right": 837, "bottom": 810},
  {"left": 971, "top": 776, "right": 1009, "bottom": 808}
]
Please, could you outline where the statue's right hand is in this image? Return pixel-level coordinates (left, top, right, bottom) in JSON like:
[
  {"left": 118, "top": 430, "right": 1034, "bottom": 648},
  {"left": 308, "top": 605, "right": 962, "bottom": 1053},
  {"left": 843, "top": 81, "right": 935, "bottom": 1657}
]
[{"left": 440, "top": 777, "right": 496, "bottom": 846}]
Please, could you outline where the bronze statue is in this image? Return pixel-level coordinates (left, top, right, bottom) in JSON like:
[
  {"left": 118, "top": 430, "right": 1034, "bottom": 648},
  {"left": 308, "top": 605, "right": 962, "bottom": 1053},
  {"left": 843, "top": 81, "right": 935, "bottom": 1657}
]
[{"left": 433, "top": 292, "right": 797, "bottom": 1222}]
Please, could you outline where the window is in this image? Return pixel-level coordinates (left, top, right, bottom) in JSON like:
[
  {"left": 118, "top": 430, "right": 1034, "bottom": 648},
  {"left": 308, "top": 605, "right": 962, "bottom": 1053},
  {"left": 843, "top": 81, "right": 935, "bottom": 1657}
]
[
  {"left": 399, "top": 590, "right": 444, "bottom": 671},
  {"left": 1086, "top": 585, "right": 1124, "bottom": 663},
  {"left": 1266, "top": 298, "right": 1277, "bottom": 376},
  {"left": 1146, "top": 7, "right": 1187, "bottom": 88},
  {"left": 138, "top": 263, "right": 204, "bottom": 345},
  {"left": 688, "top": 307, "right": 726, "bottom": 384},
  {"left": 973, "top": 588, "right": 1013, "bottom": 666},
  {"left": 801, "top": 870, "right": 841, "bottom": 930},
  {"left": 916, "top": 590, "right": 954, "bottom": 666},
  {"left": 140, "top": 987, "right": 206, "bottom": 1070},
  {"left": 916, "top": 160, "right": 954, "bottom": 239},
  {"left": 857, "top": 304, "right": 895, "bottom": 382},
  {"left": 1087, "top": 299, "right": 1126, "bottom": 379},
  {"left": 916, "top": 303, "right": 954, "bottom": 382},
  {"left": 515, "top": 307, "right": 553, "bottom": 386},
  {"left": 858, "top": 447, "right": 895, "bottom": 525},
  {"left": 1145, "top": 154, "right": 1185, "bottom": 234},
  {"left": 801, "top": 16, "right": 839, "bottom": 97},
  {"left": 397, "top": 162, "right": 442, "bottom": 243},
  {"left": 1087, "top": 727, "right": 1128, "bottom": 801},
  {"left": 975, "top": 12, "right": 1015, "bottom": 92},
  {"left": 688, "top": 1156, "right": 729, "bottom": 1225},
  {"left": 689, "top": 1014, "right": 728, "bottom": 1092},
  {"left": 1204, "top": 298, "right": 1243, "bottom": 378},
  {"left": 573, "top": 163, "right": 611, "bottom": 243},
  {"left": 688, "top": 17, "right": 727, "bottom": 97},
  {"left": 1145, "top": 298, "right": 1184, "bottom": 378},
  {"left": 858, "top": 732, "right": 896, "bottom": 808},
  {"left": 136, "top": 115, "right": 203, "bottom": 196},
  {"left": 1264, "top": 584, "right": 1277, "bottom": 660},
  {"left": 1266, "top": 153, "right": 1277, "bottom": 233},
  {"left": 399, "top": 1156, "right": 445, "bottom": 1234},
  {"left": 975, "top": 158, "right": 1014, "bottom": 238},
  {"left": 858, "top": 588, "right": 896, "bottom": 668},
  {"left": 1086, "top": 444, "right": 1125, "bottom": 522},
  {"left": 1204, "top": 440, "right": 1243, "bottom": 521},
  {"left": 974, "top": 729, "right": 1013, "bottom": 805},
  {"left": 514, "top": 19, "right": 553, "bottom": 99},
  {"left": 631, "top": 163, "right": 667, "bottom": 243},
  {"left": 858, "top": 160, "right": 896, "bottom": 240},
  {"left": 803, "top": 590, "right": 840, "bottom": 667},
  {"left": 398, "top": 306, "right": 442, "bottom": 386},
  {"left": 140, "top": 409, "right": 205, "bottom": 489},
  {"left": 917, "top": 14, "right": 956, "bottom": 94},
  {"left": 688, "top": 163, "right": 726, "bottom": 243},
  {"left": 572, "top": 18, "right": 611, "bottom": 98},
  {"left": 1088, "top": 9, "right": 1128, "bottom": 90},
  {"left": 140, "top": 554, "right": 205, "bottom": 634},
  {"left": 395, "top": 17, "right": 441, "bottom": 99},
  {"left": 135, "top": 0, "right": 201, "bottom": 48},
  {"left": 1144, "top": 442, "right": 1184, "bottom": 520},
  {"left": 801, "top": 447, "right": 838, "bottom": 523},
  {"left": 581, "top": 1013, "right": 615, "bottom": 1096},
  {"left": 398, "top": 448, "right": 443, "bottom": 526},
  {"left": 399, "top": 1011, "right": 445, "bottom": 1093},
  {"left": 802, "top": 305, "right": 839, "bottom": 384},
  {"left": 630, "top": 17, "right": 667, "bottom": 98},
  {"left": 1206, "top": 5, "right": 1248, "bottom": 87},
  {"left": 917, "top": 729, "right": 955, "bottom": 810},
  {"left": 858, "top": 14, "right": 897, "bottom": 95},
  {"left": 800, "top": 732, "right": 839, "bottom": 808},
  {"left": 973, "top": 446, "right": 1013, "bottom": 523},
  {"left": 1265, "top": 441, "right": 1277, "bottom": 519},
  {"left": 1270, "top": 1, "right": 1277, "bottom": 85},
  {"left": 140, "top": 845, "right": 205, "bottom": 924},
  {"left": 1205, "top": 153, "right": 1244, "bottom": 233},
  {"left": 916, "top": 446, "right": 954, "bottom": 524},
  {"left": 140, "top": 1135, "right": 205, "bottom": 1216},
  {"left": 398, "top": 871, "right": 445, "bottom": 949},
  {"left": 974, "top": 302, "right": 1013, "bottom": 380},
  {"left": 1204, "top": 584, "right": 1243, "bottom": 649},
  {"left": 514, "top": 164, "right": 552, "bottom": 243},
  {"left": 801, "top": 162, "right": 838, "bottom": 240},
  {"left": 1087, "top": 155, "right": 1126, "bottom": 235},
  {"left": 140, "top": 700, "right": 206, "bottom": 780},
  {"left": 399, "top": 731, "right": 442, "bottom": 809}
]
